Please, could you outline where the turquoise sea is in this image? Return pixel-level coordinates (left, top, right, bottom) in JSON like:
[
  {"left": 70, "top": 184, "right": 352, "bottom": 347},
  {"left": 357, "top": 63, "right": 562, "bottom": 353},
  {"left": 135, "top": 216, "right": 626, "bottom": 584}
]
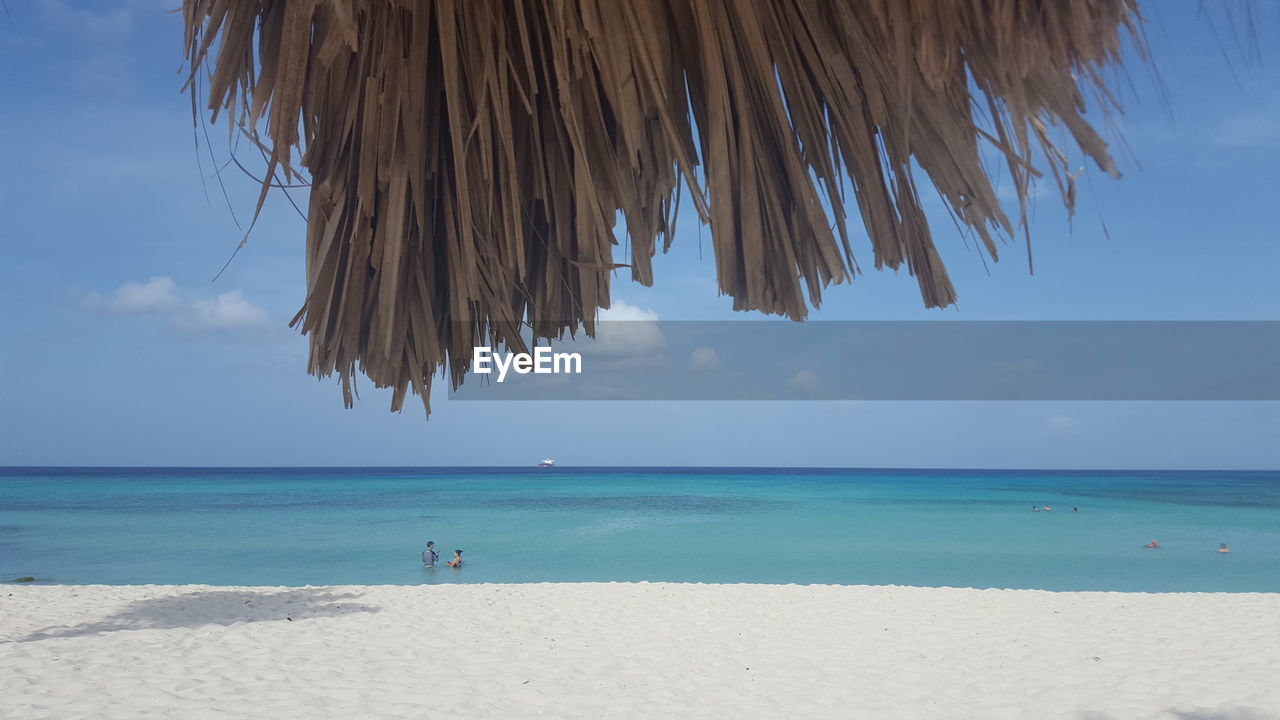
[{"left": 2, "top": 467, "right": 1278, "bottom": 591}]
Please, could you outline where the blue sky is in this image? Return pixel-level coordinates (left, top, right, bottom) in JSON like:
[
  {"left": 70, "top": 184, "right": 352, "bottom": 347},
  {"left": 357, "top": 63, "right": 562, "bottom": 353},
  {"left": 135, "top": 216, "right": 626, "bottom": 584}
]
[{"left": 1, "top": 0, "right": 1278, "bottom": 468}]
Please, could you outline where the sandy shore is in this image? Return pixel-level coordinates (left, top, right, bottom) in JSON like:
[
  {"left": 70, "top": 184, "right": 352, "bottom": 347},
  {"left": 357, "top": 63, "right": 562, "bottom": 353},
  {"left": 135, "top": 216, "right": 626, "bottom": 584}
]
[{"left": 2, "top": 583, "right": 1277, "bottom": 719}]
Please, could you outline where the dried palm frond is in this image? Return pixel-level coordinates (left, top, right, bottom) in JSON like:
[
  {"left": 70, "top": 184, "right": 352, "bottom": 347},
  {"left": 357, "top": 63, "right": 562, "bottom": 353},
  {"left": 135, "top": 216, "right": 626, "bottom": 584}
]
[{"left": 182, "top": 0, "right": 1142, "bottom": 414}]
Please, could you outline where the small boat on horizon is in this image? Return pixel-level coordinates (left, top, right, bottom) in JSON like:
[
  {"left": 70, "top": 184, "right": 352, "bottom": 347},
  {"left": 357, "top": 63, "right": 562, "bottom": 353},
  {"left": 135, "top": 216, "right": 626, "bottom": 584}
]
[{"left": 538, "top": 458, "right": 555, "bottom": 467}]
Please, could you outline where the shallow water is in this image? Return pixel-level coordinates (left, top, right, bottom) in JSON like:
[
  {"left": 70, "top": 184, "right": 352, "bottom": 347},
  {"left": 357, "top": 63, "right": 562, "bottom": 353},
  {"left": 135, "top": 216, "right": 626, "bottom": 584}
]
[{"left": 2, "top": 467, "right": 1277, "bottom": 591}]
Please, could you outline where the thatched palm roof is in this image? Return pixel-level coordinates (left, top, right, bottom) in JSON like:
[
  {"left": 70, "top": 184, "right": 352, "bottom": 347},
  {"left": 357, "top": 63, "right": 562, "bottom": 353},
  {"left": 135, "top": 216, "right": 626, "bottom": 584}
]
[{"left": 182, "top": 0, "right": 1141, "bottom": 413}]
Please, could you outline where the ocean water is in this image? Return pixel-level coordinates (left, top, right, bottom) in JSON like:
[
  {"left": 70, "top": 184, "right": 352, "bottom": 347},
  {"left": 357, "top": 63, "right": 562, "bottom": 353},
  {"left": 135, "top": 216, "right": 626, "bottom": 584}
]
[{"left": 1, "top": 467, "right": 1278, "bottom": 591}]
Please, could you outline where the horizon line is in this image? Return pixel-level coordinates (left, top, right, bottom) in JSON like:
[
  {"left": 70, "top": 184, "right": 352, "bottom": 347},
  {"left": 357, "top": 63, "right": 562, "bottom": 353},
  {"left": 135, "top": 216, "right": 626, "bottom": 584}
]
[{"left": 2, "top": 465, "right": 1277, "bottom": 473}]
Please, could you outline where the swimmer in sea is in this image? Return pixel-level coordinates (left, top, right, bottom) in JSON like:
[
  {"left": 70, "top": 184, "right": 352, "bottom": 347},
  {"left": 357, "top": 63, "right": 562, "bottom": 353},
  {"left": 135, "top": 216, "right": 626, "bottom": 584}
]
[
  {"left": 446, "top": 549, "right": 464, "bottom": 568},
  {"left": 1219, "top": 543, "right": 1230, "bottom": 553},
  {"left": 1145, "top": 539, "right": 1159, "bottom": 548}
]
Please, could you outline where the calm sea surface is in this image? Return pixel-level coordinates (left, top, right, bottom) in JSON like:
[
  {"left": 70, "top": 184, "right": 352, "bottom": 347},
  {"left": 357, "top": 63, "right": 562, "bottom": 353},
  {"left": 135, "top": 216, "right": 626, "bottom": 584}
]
[{"left": 2, "top": 467, "right": 1277, "bottom": 591}]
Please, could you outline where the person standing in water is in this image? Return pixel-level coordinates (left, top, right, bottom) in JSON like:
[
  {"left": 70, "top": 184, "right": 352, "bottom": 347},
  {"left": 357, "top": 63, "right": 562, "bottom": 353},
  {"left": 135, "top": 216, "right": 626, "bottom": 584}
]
[
  {"left": 422, "top": 541, "right": 440, "bottom": 567},
  {"left": 1219, "top": 543, "right": 1230, "bottom": 553},
  {"left": 446, "top": 549, "right": 464, "bottom": 568}
]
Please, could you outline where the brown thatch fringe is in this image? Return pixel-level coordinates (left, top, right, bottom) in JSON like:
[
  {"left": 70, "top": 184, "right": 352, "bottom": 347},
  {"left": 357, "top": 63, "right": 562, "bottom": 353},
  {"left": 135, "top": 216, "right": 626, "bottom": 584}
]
[{"left": 182, "top": 0, "right": 1141, "bottom": 414}]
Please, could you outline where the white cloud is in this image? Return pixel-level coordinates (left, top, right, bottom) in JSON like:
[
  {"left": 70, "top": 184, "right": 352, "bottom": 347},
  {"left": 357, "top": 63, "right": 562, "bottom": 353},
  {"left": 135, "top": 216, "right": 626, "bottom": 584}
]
[
  {"left": 183, "top": 291, "right": 270, "bottom": 332},
  {"left": 788, "top": 369, "right": 820, "bottom": 395},
  {"left": 37, "top": 0, "right": 136, "bottom": 97},
  {"left": 994, "top": 178, "right": 1054, "bottom": 205},
  {"left": 85, "top": 276, "right": 182, "bottom": 313},
  {"left": 585, "top": 300, "right": 667, "bottom": 359},
  {"left": 39, "top": 0, "right": 134, "bottom": 39},
  {"left": 1214, "top": 108, "right": 1280, "bottom": 149},
  {"left": 689, "top": 347, "right": 720, "bottom": 372},
  {"left": 597, "top": 299, "right": 659, "bottom": 323},
  {"left": 1047, "top": 414, "right": 1079, "bottom": 432},
  {"left": 83, "top": 278, "right": 272, "bottom": 335}
]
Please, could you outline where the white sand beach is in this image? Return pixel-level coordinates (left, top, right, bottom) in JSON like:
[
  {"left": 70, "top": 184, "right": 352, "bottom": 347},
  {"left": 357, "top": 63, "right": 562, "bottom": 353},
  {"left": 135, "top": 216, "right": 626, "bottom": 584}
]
[{"left": 3, "top": 583, "right": 1278, "bottom": 719}]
